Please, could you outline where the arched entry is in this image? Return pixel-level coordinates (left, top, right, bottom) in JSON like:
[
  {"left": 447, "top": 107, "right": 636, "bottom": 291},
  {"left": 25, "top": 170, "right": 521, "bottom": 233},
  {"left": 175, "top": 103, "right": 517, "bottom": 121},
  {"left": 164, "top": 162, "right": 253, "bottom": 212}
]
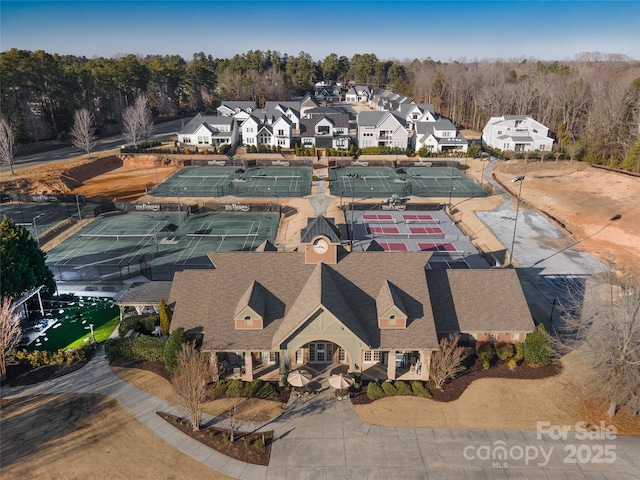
[{"left": 291, "top": 340, "right": 351, "bottom": 367}]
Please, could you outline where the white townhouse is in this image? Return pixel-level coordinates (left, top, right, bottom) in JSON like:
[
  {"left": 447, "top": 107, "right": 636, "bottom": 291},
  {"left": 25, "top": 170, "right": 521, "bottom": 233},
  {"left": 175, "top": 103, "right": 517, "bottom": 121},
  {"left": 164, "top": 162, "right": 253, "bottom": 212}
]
[
  {"left": 345, "top": 85, "right": 371, "bottom": 103},
  {"left": 243, "top": 114, "right": 293, "bottom": 148},
  {"left": 177, "top": 113, "right": 239, "bottom": 148},
  {"left": 357, "top": 111, "right": 409, "bottom": 149},
  {"left": 482, "top": 115, "right": 554, "bottom": 152},
  {"left": 264, "top": 102, "right": 301, "bottom": 131},
  {"left": 216, "top": 101, "right": 257, "bottom": 125},
  {"left": 414, "top": 118, "right": 468, "bottom": 154},
  {"left": 299, "top": 114, "right": 351, "bottom": 151},
  {"left": 398, "top": 103, "right": 437, "bottom": 131}
]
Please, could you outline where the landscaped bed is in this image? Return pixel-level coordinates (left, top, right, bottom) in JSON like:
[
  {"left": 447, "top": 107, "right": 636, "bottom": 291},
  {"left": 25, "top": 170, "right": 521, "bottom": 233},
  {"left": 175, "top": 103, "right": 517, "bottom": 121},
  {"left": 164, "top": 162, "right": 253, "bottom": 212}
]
[{"left": 156, "top": 411, "right": 272, "bottom": 465}]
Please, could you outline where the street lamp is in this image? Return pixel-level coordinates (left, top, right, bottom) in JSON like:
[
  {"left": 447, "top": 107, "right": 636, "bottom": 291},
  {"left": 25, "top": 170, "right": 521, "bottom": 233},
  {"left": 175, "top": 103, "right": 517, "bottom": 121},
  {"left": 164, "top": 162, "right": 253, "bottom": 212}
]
[
  {"left": 447, "top": 165, "right": 455, "bottom": 206},
  {"left": 143, "top": 214, "right": 159, "bottom": 254},
  {"left": 75, "top": 194, "right": 83, "bottom": 221},
  {"left": 32, "top": 213, "right": 44, "bottom": 247},
  {"left": 170, "top": 187, "right": 185, "bottom": 229},
  {"left": 346, "top": 173, "right": 363, "bottom": 247},
  {"left": 507, "top": 176, "right": 525, "bottom": 267}
]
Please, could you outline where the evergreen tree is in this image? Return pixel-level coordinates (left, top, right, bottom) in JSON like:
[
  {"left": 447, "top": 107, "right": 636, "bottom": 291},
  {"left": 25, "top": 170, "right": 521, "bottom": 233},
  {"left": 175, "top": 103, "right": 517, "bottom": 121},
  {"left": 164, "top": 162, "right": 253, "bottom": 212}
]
[
  {"left": 159, "top": 297, "right": 172, "bottom": 336},
  {"left": 0, "top": 216, "right": 56, "bottom": 298}
]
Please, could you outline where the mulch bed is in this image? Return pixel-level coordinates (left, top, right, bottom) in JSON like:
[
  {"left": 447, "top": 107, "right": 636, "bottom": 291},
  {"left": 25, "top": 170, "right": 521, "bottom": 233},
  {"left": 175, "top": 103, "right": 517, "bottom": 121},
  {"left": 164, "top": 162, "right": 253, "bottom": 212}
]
[
  {"left": 0, "top": 346, "right": 99, "bottom": 387},
  {"left": 157, "top": 411, "right": 272, "bottom": 466},
  {"left": 350, "top": 361, "right": 562, "bottom": 405}
]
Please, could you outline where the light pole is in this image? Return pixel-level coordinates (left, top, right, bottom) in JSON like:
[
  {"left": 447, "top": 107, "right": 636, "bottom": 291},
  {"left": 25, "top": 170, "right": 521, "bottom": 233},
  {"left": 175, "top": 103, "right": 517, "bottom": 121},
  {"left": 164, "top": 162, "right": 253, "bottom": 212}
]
[
  {"left": 447, "top": 165, "right": 455, "bottom": 206},
  {"left": 507, "top": 176, "right": 525, "bottom": 267},
  {"left": 32, "top": 213, "right": 44, "bottom": 247},
  {"left": 347, "top": 173, "right": 363, "bottom": 247},
  {"left": 75, "top": 194, "right": 83, "bottom": 221},
  {"left": 143, "top": 214, "right": 159, "bottom": 254},
  {"left": 171, "top": 187, "right": 184, "bottom": 229}
]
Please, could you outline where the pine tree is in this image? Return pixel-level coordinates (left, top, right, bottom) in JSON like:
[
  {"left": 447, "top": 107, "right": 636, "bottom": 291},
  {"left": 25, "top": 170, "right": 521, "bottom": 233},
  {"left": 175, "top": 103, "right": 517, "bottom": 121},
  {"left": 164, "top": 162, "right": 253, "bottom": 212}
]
[
  {"left": 159, "top": 297, "right": 172, "bottom": 336},
  {"left": 0, "top": 216, "right": 56, "bottom": 298}
]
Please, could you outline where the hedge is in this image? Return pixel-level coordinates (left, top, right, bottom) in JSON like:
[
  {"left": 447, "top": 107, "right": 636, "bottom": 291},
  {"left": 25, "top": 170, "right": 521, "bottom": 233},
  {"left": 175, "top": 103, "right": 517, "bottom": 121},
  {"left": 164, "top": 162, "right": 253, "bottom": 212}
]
[
  {"left": 104, "top": 336, "right": 166, "bottom": 363},
  {"left": 367, "top": 380, "right": 432, "bottom": 401},
  {"left": 209, "top": 378, "right": 279, "bottom": 400},
  {"left": 118, "top": 314, "right": 159, "bottom": 337}
]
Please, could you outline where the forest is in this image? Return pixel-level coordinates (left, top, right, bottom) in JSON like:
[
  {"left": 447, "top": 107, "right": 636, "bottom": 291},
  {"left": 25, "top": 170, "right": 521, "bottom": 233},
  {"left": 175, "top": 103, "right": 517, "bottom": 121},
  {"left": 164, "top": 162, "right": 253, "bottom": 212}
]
[{"left": 1, "top": 48, "right": 639, "bottom": 169}]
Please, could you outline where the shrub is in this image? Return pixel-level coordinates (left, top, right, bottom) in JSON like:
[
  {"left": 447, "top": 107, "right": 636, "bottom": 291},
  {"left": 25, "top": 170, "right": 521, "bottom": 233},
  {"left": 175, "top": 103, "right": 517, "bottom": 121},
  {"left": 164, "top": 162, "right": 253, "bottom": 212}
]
[
  {"left": 524, "top": 324, "right": 552, "bottom": 366},
  {"left": 411, "top": 381, "right": 432, "bottom": 398},
  {"left": 254, "top": 437, "right": 265, "bottom": 449},
  {"left": 508, "top": 359, "right": 518, "bottom": 370},
  {"left": 225, "top": 379, "right": 244, "bottom": 397},
  {"left": 514, "top": 342, "right": 525, "bottom": 362},
  {"left": 255, "top": 381, "right": 279, "bottom": 400},
  {"left": 476, "top": 343, "right": 495, "bottom": 367},
  {"left": 393, "top": 380, "right": 413, "bottom": 395},
  {"left": 210, "top": 379, "right": 230, "bottom": 398},
  {"left": 118, "top": 314, "right": 159, "bottom": 337},
  {"left": 163, "top": 327, "right": 186, "bottom": 373},
  {"left": 381, "top": 381, "right": 397, "bottom": 396},
  {"left": 352, "top": 372, "right": 362, "bottom": 391},
  {"left": 495, "top": 342, "right": 515, "bottom": 361},
  {"left": 104, "top": 336, "right": 165, "bottom": 363},
  {"left": 481, "top": 359, "right": 491, "bottom": 370},
  {"left": 243, "top": 437, "right": 251, "bottom": 447},
  {"left": 242, "top": 380, "right": 264, "bottom": 397},
  {"left": 366, "top": 382, "right": 384, "bottom": 400}
]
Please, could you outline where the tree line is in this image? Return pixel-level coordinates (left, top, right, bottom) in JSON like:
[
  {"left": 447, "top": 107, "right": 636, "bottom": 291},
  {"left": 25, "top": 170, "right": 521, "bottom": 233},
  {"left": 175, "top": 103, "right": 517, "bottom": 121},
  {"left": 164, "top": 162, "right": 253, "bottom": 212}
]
[{"left": 1, "top": 48, "right": 639, "bottom": 169}]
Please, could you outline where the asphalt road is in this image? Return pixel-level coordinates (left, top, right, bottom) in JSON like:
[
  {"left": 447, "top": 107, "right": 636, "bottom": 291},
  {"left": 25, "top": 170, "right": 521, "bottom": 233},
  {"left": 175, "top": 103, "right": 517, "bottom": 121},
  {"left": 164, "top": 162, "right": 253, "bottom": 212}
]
[{"left": 1, "top": 118, "right": 185, "bottom": 174}]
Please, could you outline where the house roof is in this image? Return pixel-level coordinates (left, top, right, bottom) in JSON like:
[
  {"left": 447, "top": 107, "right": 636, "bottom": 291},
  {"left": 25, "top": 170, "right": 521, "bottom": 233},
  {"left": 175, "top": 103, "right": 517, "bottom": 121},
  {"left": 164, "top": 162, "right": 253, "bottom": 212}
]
[
  {"left": 169, "top": 251, "right": 441, "bottom": 351},
  {"left": 115, "top": 281, "right": 173, "bottom": 306},
  {"left": 426, "top": 269, "right": 535, "bottom": 335},
  {"left": 179, "top": 114, "right": 235, "bottom": 135},
  {"left": 357, "top": 111, "right": 406, "bottom": 128}
]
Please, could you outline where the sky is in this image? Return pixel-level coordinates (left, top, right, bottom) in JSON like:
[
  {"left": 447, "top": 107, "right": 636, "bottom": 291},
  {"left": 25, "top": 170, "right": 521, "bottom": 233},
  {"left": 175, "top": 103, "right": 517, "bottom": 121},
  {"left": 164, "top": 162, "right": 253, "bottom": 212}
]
[{"left": 1, "top": 0, "right": 639, "bottom": 62}]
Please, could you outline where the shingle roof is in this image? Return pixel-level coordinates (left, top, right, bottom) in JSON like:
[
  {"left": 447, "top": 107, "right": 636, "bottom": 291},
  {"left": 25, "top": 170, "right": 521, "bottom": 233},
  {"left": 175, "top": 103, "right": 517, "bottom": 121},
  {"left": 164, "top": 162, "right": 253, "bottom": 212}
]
[
  {"left": 300, "top": 215, "right": 342, "bottom": 243},
  {"left": 169, "top": 251, "right": 440, "bottom": 351},
  {"left": 115, "top": 281, "right": 173, "bottom": 306},
  {"left": 426, "top": 269, "right": 534, "bottom": 334}
]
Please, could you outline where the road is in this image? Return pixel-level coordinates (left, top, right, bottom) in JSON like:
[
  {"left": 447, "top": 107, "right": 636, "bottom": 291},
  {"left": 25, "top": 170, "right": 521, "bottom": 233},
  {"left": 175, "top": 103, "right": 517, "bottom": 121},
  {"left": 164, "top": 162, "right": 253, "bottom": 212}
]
[{"left": 1, "top": 118, "right": 185, "bottom": 174}]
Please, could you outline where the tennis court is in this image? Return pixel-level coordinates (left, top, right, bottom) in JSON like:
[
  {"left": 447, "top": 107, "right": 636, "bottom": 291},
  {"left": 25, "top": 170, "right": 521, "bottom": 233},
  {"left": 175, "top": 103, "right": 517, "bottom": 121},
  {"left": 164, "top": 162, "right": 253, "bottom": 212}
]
[
  {"left": 349, "top": 209, "right": 491, "bottom": 269},
  {"left": 46, "top": 211, "right": 279, "bottom": 282},
  {"left": 152, "top": 166, "right": 312, "bottom": 197},
  {"left": 329, "top": 166, "right": 487, "bottom": 199}
]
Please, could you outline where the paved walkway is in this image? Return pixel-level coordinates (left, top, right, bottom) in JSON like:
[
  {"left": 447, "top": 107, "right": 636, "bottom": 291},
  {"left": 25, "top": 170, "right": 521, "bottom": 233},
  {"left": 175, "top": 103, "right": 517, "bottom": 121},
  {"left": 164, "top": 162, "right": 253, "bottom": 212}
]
[{"left": 2, "top": 351, "right": 639, "bottom": 480}]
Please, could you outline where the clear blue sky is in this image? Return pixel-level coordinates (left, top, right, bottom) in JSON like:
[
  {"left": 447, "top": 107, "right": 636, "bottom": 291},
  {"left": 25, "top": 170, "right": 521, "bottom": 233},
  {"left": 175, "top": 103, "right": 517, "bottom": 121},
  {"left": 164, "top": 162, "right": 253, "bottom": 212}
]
[{"left": 1, "top": 0, "right": 638, "bottom": 62}]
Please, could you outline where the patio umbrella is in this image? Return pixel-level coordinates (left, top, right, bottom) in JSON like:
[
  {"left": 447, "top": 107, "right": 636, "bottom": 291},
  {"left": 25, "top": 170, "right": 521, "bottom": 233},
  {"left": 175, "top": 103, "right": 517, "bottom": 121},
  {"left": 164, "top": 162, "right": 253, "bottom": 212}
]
[
  {"left": 329, "top": 373, "right": 354, "bottom": 390},
  {"left": 287, "top": 369, "right": 312, "bottom": 387}
]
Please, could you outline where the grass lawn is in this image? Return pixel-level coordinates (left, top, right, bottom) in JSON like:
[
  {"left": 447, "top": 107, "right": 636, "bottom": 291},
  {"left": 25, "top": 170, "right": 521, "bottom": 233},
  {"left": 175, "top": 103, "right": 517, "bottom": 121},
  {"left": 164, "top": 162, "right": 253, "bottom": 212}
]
[{"left": 26, "top": 299, "right": 119, "bottom": 352}]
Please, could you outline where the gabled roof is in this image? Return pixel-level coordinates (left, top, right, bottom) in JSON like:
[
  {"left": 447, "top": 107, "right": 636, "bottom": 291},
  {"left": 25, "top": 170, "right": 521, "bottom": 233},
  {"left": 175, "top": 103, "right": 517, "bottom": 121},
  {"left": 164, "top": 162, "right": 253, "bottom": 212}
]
[
  {"left": 169, "top": 251, "right": 440, "bottom": 351},
  {"left": 234, "top": 280, "right": 268, "bottom": 320},
  {"left": 271, "top": 262, "right": 368, "bottom": 348},
  {"left": 179, "top": 114, "right": 235, "bottom": 135},
  {"left": 300, "top": 215, "right": 342, "bottom": 243},
  {"left": 376, "top": 280, "right": 407, "bottom": 318},
  {"left": 255, "top": 239, "right": 278, "bottom": 252},
  {"left": 357, "top": 111, "right": 406, "bottom": 128}
]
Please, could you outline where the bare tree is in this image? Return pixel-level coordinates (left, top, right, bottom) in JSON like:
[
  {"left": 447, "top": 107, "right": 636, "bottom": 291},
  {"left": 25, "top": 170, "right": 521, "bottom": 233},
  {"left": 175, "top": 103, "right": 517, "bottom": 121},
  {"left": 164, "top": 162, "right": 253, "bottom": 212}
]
[
  {"left": 121, "top": 94, "right": 154, "bottom": 147},
  {"left": 0, "top": 117, "right": 17, "bottom": 175},
  {"left": 429, "top": 333, "right": 468, "bottom": 389},
  {"left": 70, "top": 108, "right": 97, "bottom": 157},
  {"left": 556, "top": 269, "right": 640, "bottom": 417},
  {"left": 171, "top": 342, "right": 216, "bottom": 431},
  {"left": 24, "top": 110, "right": 52, "bottom": 146},
  {"left": 0, "top": 297, "right": 22, "bottom": 380}
]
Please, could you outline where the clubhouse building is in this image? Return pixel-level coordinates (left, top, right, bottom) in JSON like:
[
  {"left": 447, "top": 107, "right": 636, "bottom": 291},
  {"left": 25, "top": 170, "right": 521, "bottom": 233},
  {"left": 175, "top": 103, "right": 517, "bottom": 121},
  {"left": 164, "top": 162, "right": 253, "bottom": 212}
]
[{"left": 169, "top": 216, "right": 535, "bottom": 381}]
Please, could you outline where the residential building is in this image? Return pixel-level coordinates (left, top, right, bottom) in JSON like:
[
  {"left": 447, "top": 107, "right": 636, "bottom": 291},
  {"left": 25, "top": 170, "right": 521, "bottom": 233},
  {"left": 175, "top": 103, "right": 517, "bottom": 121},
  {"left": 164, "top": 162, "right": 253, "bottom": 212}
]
[
  {"left": 357, "top": 111, "right": 409, "bottom": 149},
  {"left": 177, "top": 113, "right": 239, "bottom": 148},
  {"left": 299, "top": 114, "right": 351, "bottom": 152},
  {"left": 345, "top": 85, "right": 371, "bottom": 103},
  {"left": 314, "top": 82, "right": 341, "bottom": 103},
  {"left": 414, "top": 118, "right": 469, "bottom": 154},
  {"left": 482, "top": 115, "right": 554, "bottom": 152}
]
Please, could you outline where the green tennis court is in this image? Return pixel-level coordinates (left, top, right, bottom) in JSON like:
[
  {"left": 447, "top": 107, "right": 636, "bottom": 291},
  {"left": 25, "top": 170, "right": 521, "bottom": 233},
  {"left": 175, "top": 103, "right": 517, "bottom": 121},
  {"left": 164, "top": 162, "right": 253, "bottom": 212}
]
[
  {"left": 46, "top": 211, "right": 279, "bottom": 282},
  {"left": 151, "top": 166, "right": 312, "bottom": 197},
  {"left": 329, "top": 166, "right": 487, "bottom": 198}
]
